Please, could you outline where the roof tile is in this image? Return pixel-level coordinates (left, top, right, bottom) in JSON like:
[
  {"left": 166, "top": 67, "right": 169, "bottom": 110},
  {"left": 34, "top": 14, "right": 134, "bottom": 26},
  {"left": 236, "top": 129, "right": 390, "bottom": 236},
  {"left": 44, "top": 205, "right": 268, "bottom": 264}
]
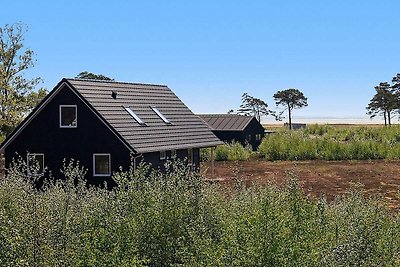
[{"left": 67, "top": 79, "right": 222, "bottom": 153}]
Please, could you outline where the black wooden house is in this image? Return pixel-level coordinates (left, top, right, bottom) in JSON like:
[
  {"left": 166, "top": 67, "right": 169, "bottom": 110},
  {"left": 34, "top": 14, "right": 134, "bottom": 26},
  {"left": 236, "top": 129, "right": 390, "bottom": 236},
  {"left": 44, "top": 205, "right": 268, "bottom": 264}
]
[
  {"left": 0, "top": 78, "right": 222, "bottom": 186},
  {"left": 198, "top": 114, "right": 265, "bottom": 150}
]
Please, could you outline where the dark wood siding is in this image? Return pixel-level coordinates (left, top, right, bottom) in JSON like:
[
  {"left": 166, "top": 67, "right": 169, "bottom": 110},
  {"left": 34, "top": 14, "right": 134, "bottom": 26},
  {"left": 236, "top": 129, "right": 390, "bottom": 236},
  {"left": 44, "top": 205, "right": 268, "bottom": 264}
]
[
  {"left": 141, "top": 148, "right": 200, "bottom": 171},
  {"left": 4, "top": 84, "right": 132, "bottom": 187},
  {"left": 4, "top": 84, "right": 204, "bottom": 187},
  {"left": 212, "top": 118, "right": 265, "bottom": 150}
]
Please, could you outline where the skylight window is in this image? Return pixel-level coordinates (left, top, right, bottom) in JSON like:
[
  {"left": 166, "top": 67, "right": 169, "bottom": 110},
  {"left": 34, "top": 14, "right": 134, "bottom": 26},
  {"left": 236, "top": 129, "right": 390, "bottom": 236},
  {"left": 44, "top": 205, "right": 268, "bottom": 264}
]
[
  {"left": 151, "top": 107, "right": 171, "bottom": 124},
  {"left": 124, "top": 106, "right": 146, "bottom": 125}
]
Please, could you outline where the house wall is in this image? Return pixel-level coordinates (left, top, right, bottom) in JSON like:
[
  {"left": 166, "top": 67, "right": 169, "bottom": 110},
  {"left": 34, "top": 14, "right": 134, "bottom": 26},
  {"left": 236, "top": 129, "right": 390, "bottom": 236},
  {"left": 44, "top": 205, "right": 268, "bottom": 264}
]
[
  {"left": 4, "top": 84, "right": 132, "bottom": 187},
  {"left": 141, "top": 148, "right": 200, "bottom": 171},
  {"left": 242, "top": 118, "right": 266, "bottom": 150},
  {"left": 4, "top": 84, "right": 202, "bottom": 187},
  {"left": 212, "top": 118, "right": 265, "bottom": 150}
]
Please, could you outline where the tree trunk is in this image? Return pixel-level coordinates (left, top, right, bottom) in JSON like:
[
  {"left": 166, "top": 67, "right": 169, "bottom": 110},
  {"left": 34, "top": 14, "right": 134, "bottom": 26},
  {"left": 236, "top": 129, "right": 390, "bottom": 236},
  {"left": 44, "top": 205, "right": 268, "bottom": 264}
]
[
  {"left": 384, "top": 112, "right": 387, "bottom": 126},
  {"left": 388, "top": 111, "right": 391, "bottom": 126},
  {"left": 288, "top": 107, "right": 292, "bottom": 130}
]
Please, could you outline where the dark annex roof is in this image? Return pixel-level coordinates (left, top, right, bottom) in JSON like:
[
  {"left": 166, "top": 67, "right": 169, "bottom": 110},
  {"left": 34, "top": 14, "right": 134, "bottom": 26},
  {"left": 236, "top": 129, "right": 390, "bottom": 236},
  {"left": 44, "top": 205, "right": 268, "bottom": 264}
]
[
  {"left": 198, "top": 114, "right": 255, "bottom": 131},
  {"left": 66, "top": 79, "right": 222, "bottom": 153}
]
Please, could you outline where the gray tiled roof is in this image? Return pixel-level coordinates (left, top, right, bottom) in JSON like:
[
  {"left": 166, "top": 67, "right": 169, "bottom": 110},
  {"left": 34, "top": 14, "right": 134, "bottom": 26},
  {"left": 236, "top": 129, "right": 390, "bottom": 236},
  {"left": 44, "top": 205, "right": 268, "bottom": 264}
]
[
  {"left": 198, "top": 114, "right": 255, "bottom": 131},
  {"left": 67, "top": 79, "right": 222, "bottom": 153}
]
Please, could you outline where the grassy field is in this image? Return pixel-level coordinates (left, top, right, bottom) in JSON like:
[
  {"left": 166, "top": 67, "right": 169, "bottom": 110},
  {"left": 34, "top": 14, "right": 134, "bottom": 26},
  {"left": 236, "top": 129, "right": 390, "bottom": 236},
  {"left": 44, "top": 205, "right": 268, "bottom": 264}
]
[{"left": 208, "top": 124, "right": 400, "bottom": 161}]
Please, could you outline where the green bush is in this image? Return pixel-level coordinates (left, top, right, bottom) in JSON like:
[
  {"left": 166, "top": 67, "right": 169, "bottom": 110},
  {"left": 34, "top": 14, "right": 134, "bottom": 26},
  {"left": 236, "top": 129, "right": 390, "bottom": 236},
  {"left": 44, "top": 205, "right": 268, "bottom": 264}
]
[
  {"left": 1, "top": 158, "right": 400, "bottom": 266},
  {"left": 259, "top": 125, "right": 400, "bottom": 161},
  {"left": 215, "top": 142, "right": 253, "bottom": 161}
]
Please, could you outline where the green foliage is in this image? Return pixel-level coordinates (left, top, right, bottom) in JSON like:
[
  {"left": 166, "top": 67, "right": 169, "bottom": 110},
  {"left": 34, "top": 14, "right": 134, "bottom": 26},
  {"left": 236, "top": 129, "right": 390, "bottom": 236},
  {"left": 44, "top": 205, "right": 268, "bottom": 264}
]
[
  {"left": 76, "top": 71, "right": 114, "bottom": 81},
  {"left": 0, "top": 23, "right": 47, "bottom": 136},
  {"left": 1, "top": 159, "right": 399, "bottom": 266},
  {"left": 215, "top": 142, "right": 254, "bottom": 161},
  {"left": 200, "top": 147, "right": 211, "bottom": 162},
  {"left": 259, "top": 124, "right": 400, "bottom": 160},
  {"left": 236, "top": 93, "right": 272, "bottom": 122},
  {"left": 273, "top": 88, "right": 308, "bottom": 129},
  {"left": 366, "top": 82, "right": 398, "bottom": 125}
]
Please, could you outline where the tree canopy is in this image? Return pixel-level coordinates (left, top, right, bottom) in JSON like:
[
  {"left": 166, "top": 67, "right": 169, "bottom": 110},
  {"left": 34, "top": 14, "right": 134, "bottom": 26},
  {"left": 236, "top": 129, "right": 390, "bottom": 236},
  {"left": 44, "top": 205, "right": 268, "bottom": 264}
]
[
  {"left": 367, "top": 82, "right": 399, "bottom": 126},
  {"left": 76, "top": 71, "right": 114, "bottom": 81},
  {"left": 237, "top": 93, "right": 272, "bottom": 122},
  {"left": 0, "top": 23, "right": 47, "bottom": 136},
  {"left": 273, "top": 88, "right": 308, "bottom": 130}
]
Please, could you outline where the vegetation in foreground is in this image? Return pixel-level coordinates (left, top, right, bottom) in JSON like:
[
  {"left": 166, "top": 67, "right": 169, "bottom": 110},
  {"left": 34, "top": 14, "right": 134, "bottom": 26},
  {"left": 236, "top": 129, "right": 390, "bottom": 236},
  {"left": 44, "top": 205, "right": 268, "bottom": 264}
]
[{"left": 1, "top": 158, "right": 400, "bottom": 266}]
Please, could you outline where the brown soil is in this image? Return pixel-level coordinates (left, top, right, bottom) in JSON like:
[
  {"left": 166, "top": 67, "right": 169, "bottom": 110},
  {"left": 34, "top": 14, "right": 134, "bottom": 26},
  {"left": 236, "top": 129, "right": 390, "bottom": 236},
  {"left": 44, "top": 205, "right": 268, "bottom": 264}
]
[{"left": 202, "top": 160, "right": 400, "bottom": 209}]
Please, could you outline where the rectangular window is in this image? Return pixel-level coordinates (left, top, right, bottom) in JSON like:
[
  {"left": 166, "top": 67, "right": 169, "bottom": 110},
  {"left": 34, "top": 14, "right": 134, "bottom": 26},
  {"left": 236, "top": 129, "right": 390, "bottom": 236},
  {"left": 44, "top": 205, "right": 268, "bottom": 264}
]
[
  {"left": 60, "top": 105, "right": 77, "bottom": 128},
  {"left": 151, "top": 107, "right": 171, "bottom": 124},
  {"left": 256, "top": 134, "right": 262, "bottom": 141},
  {"left": 160, "top": 151, "right": 166, "bottom": 160},
  {"left": 93, "top": 154, "right": 111, "bottom": 176},
  {"left": 188, "top": 148, "right": 193, "bottom": 164},
  {"left": 124, "top": 106, "right": 146, "bottom": 125},
  {"left": 27, "top": 153, "right": 44, "bottom": 174}
]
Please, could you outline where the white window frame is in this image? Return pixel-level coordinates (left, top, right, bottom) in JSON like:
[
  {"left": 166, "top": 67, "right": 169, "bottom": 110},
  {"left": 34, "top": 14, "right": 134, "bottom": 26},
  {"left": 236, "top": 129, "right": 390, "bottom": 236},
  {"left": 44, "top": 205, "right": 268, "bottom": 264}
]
[
  {"left": 27, "top": 153, "right": 45, "bottom": 174},
  {"left": 93, "top": 153, "right": 111, "bottom": 177},
  {"left": 151, "top": 106, "right": 171, "bottom": 124},
  {"left": 124, "top": 106, "right": 146, "bottom": 125},
  {"left": 59, "top": 105, "right": 77, "bottom": 128},
  {"left": 160, "top": 151, "right": 166, "bottom": 160}
]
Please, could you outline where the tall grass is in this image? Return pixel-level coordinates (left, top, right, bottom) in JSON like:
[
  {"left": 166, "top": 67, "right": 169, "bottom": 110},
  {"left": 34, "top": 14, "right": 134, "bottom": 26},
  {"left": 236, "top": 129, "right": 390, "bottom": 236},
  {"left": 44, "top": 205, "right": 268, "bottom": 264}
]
[
  {"left": 200, "top": 142, "right": 254, "bottom": 161},
  {"left": 215, "top": 142, "right": 254, "bottom": 161},
  {"left": 0, "top": 158, "right": 399, "bottom": 266},
  {"left": 259, "top": 125, "right": 400, "bottom": 160}
]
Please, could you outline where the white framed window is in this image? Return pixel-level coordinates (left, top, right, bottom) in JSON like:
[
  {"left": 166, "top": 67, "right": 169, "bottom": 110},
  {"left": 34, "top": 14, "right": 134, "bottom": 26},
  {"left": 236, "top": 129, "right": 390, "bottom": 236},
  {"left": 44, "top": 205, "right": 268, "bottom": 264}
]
[
  {"left": 151, "top": 106, "right": 171, "bottom": 124},
  {"left": 188, "top": 148, "right": 193, "bottom": 164},
  {"left": 256, "top": 134, "right": 262, "bottom": 141},
  {"left": 93, "top": 154, "right": 111, "bottom": 176},
  {"left": 60, "top": 105, "right": 77, "bottom": 128},
  {"left": 160, "top": 151, "right": 166, "bottom": 160},
  {"left": 27, "top": 153, "right": 44, "bottom": 174},
  {"left": 124, "top": 106, "right": 146, "bottom": 125}
]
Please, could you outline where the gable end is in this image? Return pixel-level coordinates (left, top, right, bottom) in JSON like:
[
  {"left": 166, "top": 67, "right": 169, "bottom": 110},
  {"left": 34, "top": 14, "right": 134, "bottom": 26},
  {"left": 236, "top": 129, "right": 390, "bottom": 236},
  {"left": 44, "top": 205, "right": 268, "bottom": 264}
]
[{"left": 0, "top": 79, "right": 135, "bottom": 153}]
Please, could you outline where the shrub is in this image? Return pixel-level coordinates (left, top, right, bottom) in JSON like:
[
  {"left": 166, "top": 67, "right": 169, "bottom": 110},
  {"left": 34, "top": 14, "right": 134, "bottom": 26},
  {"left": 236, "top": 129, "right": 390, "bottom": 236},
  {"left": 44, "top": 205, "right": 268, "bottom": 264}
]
[
  {"left": 259, "top": 125, "right": 400, "bottom": 161},
  {"left": 1, "top": 158, "right": 399, "bottom": 266},
  {"left": 215, "top": 142, "right": 253, "bottom": 161}
]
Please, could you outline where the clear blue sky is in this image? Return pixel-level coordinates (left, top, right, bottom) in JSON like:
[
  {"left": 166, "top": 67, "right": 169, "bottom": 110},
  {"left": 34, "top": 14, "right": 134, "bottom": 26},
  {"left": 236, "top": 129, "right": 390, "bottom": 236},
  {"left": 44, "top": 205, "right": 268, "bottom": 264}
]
[{"left": 2, "top": 0, "right": 400, "bottom": 122}]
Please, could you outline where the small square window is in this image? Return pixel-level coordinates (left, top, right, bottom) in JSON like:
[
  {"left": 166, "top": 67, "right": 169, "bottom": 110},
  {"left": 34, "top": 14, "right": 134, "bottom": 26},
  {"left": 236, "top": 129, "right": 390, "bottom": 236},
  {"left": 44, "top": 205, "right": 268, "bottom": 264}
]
[
  {"left": 160, "top": 151, "right": 166, "bottom": 160},
  {"left": 27, "top": 153, "right": 44, "bottom": 174},
  {"left": 93, "top": 154, "right": 111, "bottom": 176},
  {"left": 60, "top": 105, "right": 77, "bottom": 128}
]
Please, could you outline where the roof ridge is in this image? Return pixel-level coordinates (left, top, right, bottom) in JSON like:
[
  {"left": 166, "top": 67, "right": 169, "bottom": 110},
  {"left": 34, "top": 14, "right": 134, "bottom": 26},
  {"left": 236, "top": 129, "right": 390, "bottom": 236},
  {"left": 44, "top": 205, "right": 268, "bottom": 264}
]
[
  {"left": 67, "top": 78, "right": 168, "bottom": 87},
  {"left": 198, "top": 114, "right": 253, "bottom": 117}
]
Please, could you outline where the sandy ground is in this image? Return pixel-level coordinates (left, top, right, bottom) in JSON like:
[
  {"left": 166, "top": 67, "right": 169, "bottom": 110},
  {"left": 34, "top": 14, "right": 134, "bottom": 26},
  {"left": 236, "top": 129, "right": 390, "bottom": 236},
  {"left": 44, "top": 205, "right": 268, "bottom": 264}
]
[{"left": 202, "top": 160, "right": 400, "bottom": 209}]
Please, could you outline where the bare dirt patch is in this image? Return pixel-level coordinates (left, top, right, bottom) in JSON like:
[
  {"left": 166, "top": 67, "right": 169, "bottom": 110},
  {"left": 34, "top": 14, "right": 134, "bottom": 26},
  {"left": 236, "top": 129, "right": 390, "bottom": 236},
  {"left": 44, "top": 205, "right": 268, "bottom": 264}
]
[{"left": 202, "top": 160, "right": 400, "bottom": 209}]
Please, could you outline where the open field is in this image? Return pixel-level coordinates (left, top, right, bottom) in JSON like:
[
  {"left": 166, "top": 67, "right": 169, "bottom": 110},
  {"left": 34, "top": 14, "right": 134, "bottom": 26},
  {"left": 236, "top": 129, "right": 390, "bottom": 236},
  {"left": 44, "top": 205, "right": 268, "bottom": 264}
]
[{"left": 202, "top": 160, "right": 400, "bottom": 209}]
